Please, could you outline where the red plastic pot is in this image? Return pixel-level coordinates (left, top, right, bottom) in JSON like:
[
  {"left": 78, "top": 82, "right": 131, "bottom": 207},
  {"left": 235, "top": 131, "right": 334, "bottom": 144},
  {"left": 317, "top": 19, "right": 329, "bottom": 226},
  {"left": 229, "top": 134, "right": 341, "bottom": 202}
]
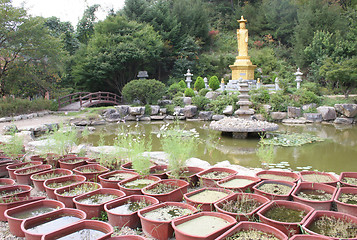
[
  {"left": 104, "top": 195, "right": 159, "bottom": 229},
  {"left": 0, "top": 177, "right": 15, "bottom": 187},
  {"left": 58, "top": 157, "right": 89, "bottom": 170},
  {"left": 291, "top": 182, "right": 337, "bottom": 210},
  {"left": 14, "top": 164, "right": 52, "bottom": 185},
  {"left": 149, "top": 164, "right": 168, "bottom": 179},
  {"left": 41, "top": 220, "right": 113, "bottom": 240},
  {"left": 339, "top": 172, "right": 357, "bottom": 187},
  {"left": 30, "top": 155, "right": 46, "bottom": 163},
  {"left": 73, "top": 164, "right": 110, "bottom": 182},
  {"left": 0, "top": 159, "right": 13, "bottom": 177},
  {"left": 118, "top": 175, "right": 161, "bottom": 196},
  {"left": 6, "top": 161, "right": 42, "bottom": 180},
  {"left": 142, "top": 179, "right": 189, "bottom": 202},
  {"left": 31, "top": 168, "right": 73, "bottom": 192},
  {"left": 120, "top": 162, "right": 135, "bottom": 172},
  {"left": 138, "top": 202, "right": 197, "bottom": 240},
  {"left": 302, "top": 210, "right": 357, "bottom": 239},
  {"left": 289, "top": 235, "right": 330, "bottom": 239},
  {"left": 4, "top": 199, "right": 65, "bottom": 237},
  {"left": 44, "top": 174, "right": 86, "bottom": 199},
  {"left": 172, "top": 211, "right": 237, "bottom": 240},
  {"left": 214, "top": 192, "right": 270, "bottom": 221},
  {"left": 300, "top": 171, "right": 338, "bottom": 186},
  {"left": 48, "top": 154, "right": 75, "bottom": 168},
  {"left": 196, "top": 167, "right": 238, "bottom": 187},
  {"left": 253, "top": 180, "right": 296, "bottom": 201},
  {"left": 334, "top": 187, "right": 357, "bottom": 217},
  {"left": 21, "top": 208, "right": 86, "bottom": 240},
  {"left": 215, "top": 221, "right": 288, "bottom": 240},
  {"left": 217, "top": 174, "right": 261, "bottom": 192},
  {"left": 107, "top": 236, "right": 147, "bottom": 240},
  {"left": 99, "top": 170, "right": 138, "bottom": 189},
  {"left": 0, "top": 196, "right": 46, "bottom": 221},
  {"left": 166, "top": 166, "right": 204, "bottom": 187},
  {"left": 73, "top": 188, "right": 126, "bottom": 219},
  {"left": 184, "top": 187, "right": 234, "bottom": 211},
  {"left": 256, "top": 170, "right": 300, "bottom": 183},
  {"left": 257, "top": 200, "right": 314, "bottom": 237},
  {"left": 54, "top": 182, "right": 102, "bottom": 208},
  {"left": 0, "top": 185, "right": 32, "bottom": 199}
]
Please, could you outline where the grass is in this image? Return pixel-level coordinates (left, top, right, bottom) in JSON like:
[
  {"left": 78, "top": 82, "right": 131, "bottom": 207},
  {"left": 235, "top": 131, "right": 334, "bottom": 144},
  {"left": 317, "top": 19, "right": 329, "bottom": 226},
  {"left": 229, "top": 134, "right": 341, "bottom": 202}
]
[
  {"left": 321, "top": 96, "right": 357, "bottom": 106},
  {"left": 0, "top": 98, "right": 54, "bottom": 117}
]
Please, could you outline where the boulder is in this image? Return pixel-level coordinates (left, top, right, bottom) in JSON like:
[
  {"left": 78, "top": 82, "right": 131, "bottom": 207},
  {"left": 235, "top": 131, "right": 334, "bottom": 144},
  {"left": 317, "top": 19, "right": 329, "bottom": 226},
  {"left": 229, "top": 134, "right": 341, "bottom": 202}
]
[
  {"left": 334, "top": 104, "right": 357, "bottom": 118},
  {"left": 0, "top": 117, "right": 13, "bottom": 123},
  {"left": 205, "top": 91, "right": 220, "bottom": 100},
  {"left": 151, "top": 115, "right": 165, "bottom": 120},
  {"left": 317, "top": 106, "right": 336, "bottom": 121},
  {"left": 212, "top": 115, "right": 225, "bottom": 121},
  {"left": 334, "top": 117, "right": 354, "bottom": 124},
  {"left": 302, "top": 103, "right": 317, "bottom": 112},
  {"left": 103, "top": 108, "right": 117, "bottom": 118},
  {"left": 186, "top": 157, "right": 211, "bottom": 169},
  {"left": 183, "top": 105, "right": 197, "bottom": 118},
  {"left": 254, "top": 114, "right": 266, "bottom": 121},
  {"left": 262, "top": 104, "right": 272, "bottom": 113},
  {"left": 158, "top": 99, "right": 172, "bottom": 106},
  {"left": 3, "top": 124, "right": 18, "bottom": 134},
  {"left": 287, "top": 107, "right": 302, "bottom": 118},
  {"left": 160, "top": 108, "right": 167, "bottom": 114},
  {"left": 270, "top": 112, "right": 287, "bottom": 121},
  {"left": 150, "top": 105, "right": 160, "bottom": 115},
  {"left": 165, "top": 115, "right": 175, "bottom": 120},
  {"left": 198, "top": 111, "right": 213, "bottom": 121},
  {"left": 124, "top": 115, "right": 137, "bottom": 121},
  {"left": 183, "top": 97, "right": 192, "bottom": 105},
  {"left": 139, "top": 116, "right": 151, "bottom": 121},
  {"left": 15, "top": 131, "right": 34, "bottom": 144},
  {"left": 304, "top": 113, "right": 323, "bottom": 122},
  {"left": 174, "top": 107, "right": 184, "bottom": 116},
  {"left": 223, "top": 105, "right": 234, "bottom": 115},
  {"left": 105, "top": 113, "right": 122, "bottom": 122},
  {"left": 115, "top": 105, "right": 130, "bottom": 117},
  {"left": 282, "top": 118, "right": 307, "bottom": 124},
  {"left": 13, "top": 116, "right": 22, "bottom": 121},
  {"left": 129, "top": 106, "right": 145, "bottom": 116},
  {"left": 90, "top": 120, "right": 106, "bottom": 126}
]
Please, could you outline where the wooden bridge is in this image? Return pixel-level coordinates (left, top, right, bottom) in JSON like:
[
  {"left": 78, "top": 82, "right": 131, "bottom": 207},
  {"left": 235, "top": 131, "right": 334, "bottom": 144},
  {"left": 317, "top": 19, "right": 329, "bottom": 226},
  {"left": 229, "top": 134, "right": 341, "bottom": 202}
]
[{"left": 58, "top": 92, "right": 122, "bottom": 111}]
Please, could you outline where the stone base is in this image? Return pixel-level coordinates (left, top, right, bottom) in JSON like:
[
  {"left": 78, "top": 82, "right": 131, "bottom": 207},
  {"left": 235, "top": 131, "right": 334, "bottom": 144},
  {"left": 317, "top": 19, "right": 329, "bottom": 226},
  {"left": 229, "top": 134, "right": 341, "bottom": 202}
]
[
  {"left": 232, "top": 132, "right": 248, "bottom": 139},
  {"left": 229, "top": 64, "right": 257, "bottom": 81}
]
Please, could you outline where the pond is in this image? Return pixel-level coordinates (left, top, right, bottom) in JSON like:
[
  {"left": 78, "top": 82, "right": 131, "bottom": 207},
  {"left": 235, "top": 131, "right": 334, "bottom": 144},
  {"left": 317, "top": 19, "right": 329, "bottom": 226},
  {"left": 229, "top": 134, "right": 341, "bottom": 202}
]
[{"left": 82, "top": 121, "right": 357, "bottom": 174}]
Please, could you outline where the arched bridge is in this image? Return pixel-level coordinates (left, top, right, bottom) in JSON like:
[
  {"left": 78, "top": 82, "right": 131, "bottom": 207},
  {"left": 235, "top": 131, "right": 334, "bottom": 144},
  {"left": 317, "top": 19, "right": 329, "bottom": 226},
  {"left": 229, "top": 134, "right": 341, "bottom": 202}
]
[{"left": 58, "top": 92, "right": 122, "bottom": 111}]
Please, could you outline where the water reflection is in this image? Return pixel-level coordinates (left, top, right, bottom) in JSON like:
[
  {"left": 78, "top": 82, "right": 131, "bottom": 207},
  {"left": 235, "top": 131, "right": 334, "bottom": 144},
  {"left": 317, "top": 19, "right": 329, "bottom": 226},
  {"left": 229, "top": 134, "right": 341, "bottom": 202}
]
[{"left": 82, "top": 121, "right": 357, "bottom": 174}]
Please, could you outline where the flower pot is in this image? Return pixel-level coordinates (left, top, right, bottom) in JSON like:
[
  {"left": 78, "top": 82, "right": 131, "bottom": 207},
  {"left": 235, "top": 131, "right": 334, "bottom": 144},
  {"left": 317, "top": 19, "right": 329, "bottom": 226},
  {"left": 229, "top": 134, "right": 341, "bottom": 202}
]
[
  {"left": 0, "top": 185, "right": 32, "bottom": 199},
  {"left": 291, "top": 182, "right": 337, "bottom": 210},
  {"left": 0, "top": 159, "right": 13, "bottom": 177},
  {"left": 21, "top": 208, "right": 86, "bottom": 240},
  {"left": 184, "top": 187, "right": 234, "bottom": 211},
  {"left": 54, "top": 182, "right": 102, "bottom": 208},
  {"left": 30, "top": 155, "right": 46, "bottom": 163},
  {"left": 339, "top": 172, "right": 357, "bottom": 187},
  {"left": 14, "top": 164, "right": 52, "bottom": 185},
  {"left": 73, "top": 188, "right": 126, "bottom": 219},
  {"left": 149, "top": 164, "right": 168, "bottom": 179},
  {"left": 334, "top": 187, "right": 357, "bottom": 217},
  {"left": 257, "top": 200, "right": 314, "bottom": 237},
  {"left": 73, "top": 164, "right": 110, "bottom": 182},
  {"left": 172, "top": 211, "right": 237, "bottom": 240},
  {"left": 31, "top": 168, "right": 73, "bottom": 192},
  {"left": 166, "top": 166, "right": 204, "bottom": 187},
  {"left": 104, "top": 195, "right": 159, "bottom": 229},
  {"left": 0, "top": 178, "right": 15, "bottom": 188},
  {"left": 4, "top": 199, "right": 65, "bottom": 237},
  {"left": 253, "top": 180, "right": 296, "bottom": 201},
  {"left": 289, "top": 235, "right": 331, "bottom": 240},
  {"left": 256, "top": 170, "right": 300, "bottom": 183},
  {"left": 121, "top": 162, "right": 135, "bottom": 172},
  {"left": 215, "top": 221, "right": 288, "bottom": 240},
  {"left": 302, "top": 210, "right": 357, "bottom": 239},
  {"left": 99, "top": 170, "right": 139, "bottom": 189},
  {"left": 142, "top": 179, "right": 189, "bottom": 202},
  {"left": 41, "top": 220, "right": 113, "bottom": 240},
  {"left": 0, "top": 196, "right": 46, "bottom": 221},
  {"left": 107, "top": 236, "right": 147, "bottom": 240},
  {"left": 44, "top": 175, "right": 86, "bottom": 199},
  {"left": 300, "top": 171, "right": 338, "bottom": 186},
  {"left": 138, "top": 202, "right": 197, "bottom": 240},
  {"left": 49, "top": 154, "right": 75, "bottom": 168},
  {"left": 58, "top": 157, "right": 89, "bottom": 170},
  {"left": 6, "top": 161, "right": 42, "bottom": 180},
  {"left": 214, "top": 192, "right": 270, "bottom": 221},
  {"left": 118, "top": 175, "right": 161, "bottom": 196},
  {"left": 217, "top": 175, "right": 261, "bottom": 192},
  {"left": 196, "top": 167, "right": 238, "bottom": 187}
]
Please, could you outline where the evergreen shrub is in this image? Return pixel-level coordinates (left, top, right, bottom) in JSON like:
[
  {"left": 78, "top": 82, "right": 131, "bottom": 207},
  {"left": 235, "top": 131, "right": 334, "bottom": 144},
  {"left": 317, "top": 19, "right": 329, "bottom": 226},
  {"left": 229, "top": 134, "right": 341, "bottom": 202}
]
[
  {"left": 209, "top": 76, "right": 220, "bottom": 91},
  {"left": 122, "top": 79, "right": 166, "bottom": 105},
  {"left": 184, "top": 88, "right": 195, "bottom": 97},
  {"left": 194, "top": 77, "right": 205, "bottom": 91}
]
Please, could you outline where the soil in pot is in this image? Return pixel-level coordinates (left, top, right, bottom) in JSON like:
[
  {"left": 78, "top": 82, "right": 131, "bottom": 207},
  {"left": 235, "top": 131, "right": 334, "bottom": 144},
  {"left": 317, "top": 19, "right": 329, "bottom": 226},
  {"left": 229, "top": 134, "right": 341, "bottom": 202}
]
[
  {"left": 58, "top": 183, "right": 100, "bottom": 196},
  {"left": 296, "top": 189, "right": 332, "bottom": 201},
  {"left": 45, "top": 180, "right": 77, "bottom": 189},
  {"left": 258, "top": 174, "right": 296, "bottom": 182},
  {"left": 76, "top": 194, "right": 119, "bottom": 205},
  {"left": 302, "top": 174, "right": 334, "bottom": 183},
  {"left": 200, "top": 171, "right": 231, "bottom": 180},
  {"left": 338, "top": 193, "right": 357, "bottom": 205},
  {"left": 219, "top": 194, "right": 263, "bottom": 215},
  {"left": 122, "top": 178, "right": 157, "bottom": 189},
  {"left": 341, "top": 177, "right": 357, "bottom": 186},
  {"left": 24, "top": 215, "right": 81, "bottom": 235},
  {"left": 257, "top": 182, "right": 292, "bottom": 195},
  {"left": 106, "top": 172, "right": 137, "bottom": 181},
  {"left": 308, "top": 215, "right": 357, "bottom": 238},
  {"left": 10, "top": 206, "right": 57, "bottom": 219},
  {"left": 143, "top": 205, "right": 193, "bottom": 221},
  {"left": 108, "top": 199, "right": 152, "bottom": 214},
  {"left": 55, "top": 229, "right": 106, "bottom": 240},
  {"left": 0, "top": 188, "right": 25, "bottom": 198},
  {"left": 219, "top": 178, "right": 256, "bottom": 188},
  {"left": 143, "top": 182, "right": 178, "bottom": 194},
  {"left": 224, "top": 229, "right": 281, "bottom": 240},
  {"left": 188, "top": 189, "right": 230, "bottom": 203},
  {"left": 263, "top": 205, "right": 307, "bottom": 223},
  {"left": 31, "top": 171, "right": 68, "bottom": 180}
]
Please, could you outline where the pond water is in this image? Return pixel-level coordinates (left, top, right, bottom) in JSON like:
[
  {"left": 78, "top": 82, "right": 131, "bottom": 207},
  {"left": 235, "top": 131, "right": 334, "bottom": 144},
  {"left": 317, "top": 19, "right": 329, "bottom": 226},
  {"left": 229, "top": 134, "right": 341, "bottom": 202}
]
[{"left": 82, "top": 121, "right": 357, "bottom": 174}]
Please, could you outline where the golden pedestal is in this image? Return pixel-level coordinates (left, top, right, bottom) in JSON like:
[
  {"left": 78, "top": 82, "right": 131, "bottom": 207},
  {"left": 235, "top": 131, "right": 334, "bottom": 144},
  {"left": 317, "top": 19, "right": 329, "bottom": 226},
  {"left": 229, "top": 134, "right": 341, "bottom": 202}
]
[{"left": 229, "top": 56, "right": 256, "bottom": 81}]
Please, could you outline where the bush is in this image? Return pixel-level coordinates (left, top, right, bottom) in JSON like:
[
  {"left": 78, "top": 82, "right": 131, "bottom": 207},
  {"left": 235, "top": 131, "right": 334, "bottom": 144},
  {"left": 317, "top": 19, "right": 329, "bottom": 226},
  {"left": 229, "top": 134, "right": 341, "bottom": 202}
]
[
  {"left": 166, "top": 104, "right": 175, "bottom": 115},
  {"left": 301, "top": 82, "right": 321, "bottom": 96},
  {"left": 192, "top": 95, "right": 210, "bottom": 111},
  {"left": 250, "top": 88, "right": 270, "bottom": 104},
  {"left": 167, "top": 83, "right": 184, "bottom": 99},
  {"left": 194, "top": 77, "right": 205, "bottom": 91},
  {"left": 269, "top": 91, "right": 291, "bottom": 112},
  {"left": 209, "top": 76, "right": 220, "bottom": 91},
  {"left": 144, "top": 104, "right": 151, "bottom": 115},
  {"left": 122, "top": 79, "right": 166, "bottom": 105},
  {"left": 292, "top": 89, "right": 321, "bottom": 106},
  {"left": 209, "top": 93, "right": 238, "bottom": 114},
  {"left": 199, "top": 88, "right": 210, "bottom": 97},
  {"left": 172, "top": 96, "right": 184, "bottom": 107},
  {"left": 184, "top": 88, "right": 195, "bottom": 97},
  {"left": 178, "top": 80, "right": 187, "bottom": 89},
  {"left": 0, "top": 98, "right": 52, "bottom": 117}
]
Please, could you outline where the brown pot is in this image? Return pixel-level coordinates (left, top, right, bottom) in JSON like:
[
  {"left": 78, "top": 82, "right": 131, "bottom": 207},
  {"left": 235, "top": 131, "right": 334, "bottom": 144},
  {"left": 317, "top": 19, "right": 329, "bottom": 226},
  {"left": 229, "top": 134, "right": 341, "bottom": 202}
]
[
  {"left": 30, "top": 168, "right": 73, "bottom": 192},
  {"left": 253, "top": 180, "right": 296, "bottom": 201},
  {"left": 118, "top": 175, "right": 161, "bottom": 196},
  {"left": 6, "top": 161, "right": 42, "bottom": 180},
  {"left": 334, "top": 187, "right": 357, "bottom": 217},
  {"left": 58, "top": 157, "right": 89, "bottom": 170},
  {"left": 141, "top": 179, "right": 189, "bottom": 202},
  {"left": 0, "top": 196, "right": 46, "bottom": 221},
  {"left": 300, "top": 171, "right": 338, "bottom": 186},
  {"left": 0, "top": 185, "right": 32, "bottom": 199},
  {"left": 99, "top": 170, "right": 138, "bottom": 189},
  {"left": 166, "top": 166, "right": 204, "bottom": 187},
  {"left": 217, "top": 174, "right": 261, "bottom": 192},
  {"left": 73, "top": 164, "right": 109, "bottom": 182},
  {"left": 44, "top": 174, "right": 86, "bottom": 199},
  {"left": 14, "top": 164, "right": 52, "bottom": 185},
  {"left": 196, "top": 167, "right": 238, "bottom": 187},
  {"left": 256, "top": 170, "right": 300, "bottom": 183},
  {"left": 339, "top": 172, "right": 357, "bottom": 187}
]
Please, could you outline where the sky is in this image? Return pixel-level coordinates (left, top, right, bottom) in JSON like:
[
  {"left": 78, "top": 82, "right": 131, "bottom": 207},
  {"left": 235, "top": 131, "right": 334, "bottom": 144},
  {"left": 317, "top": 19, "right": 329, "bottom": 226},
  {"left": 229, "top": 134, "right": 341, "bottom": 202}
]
[{"left": 11, "top": 0, "right": 126, "bottom": 27}]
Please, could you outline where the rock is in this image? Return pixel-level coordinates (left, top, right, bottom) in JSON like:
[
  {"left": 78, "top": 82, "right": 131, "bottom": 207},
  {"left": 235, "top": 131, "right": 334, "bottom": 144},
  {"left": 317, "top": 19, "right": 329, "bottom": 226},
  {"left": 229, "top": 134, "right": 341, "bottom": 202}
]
[
  {"left": 334, "top": 117, "right": 354, "bottom": 124},
  {"left": 262, "top": 104, "right": 272, "bottom": 113},
  {"left": 3, "top": 124, "right": 18, "bottom": 134},
  {"left": 44, "top": 123, "right": 58, "bottom": 132},
  {"left": 151, "top": 115, "right": 166, "bottom": 120},
  {"left": 87, "top": 146, "right": 118, "bottom": 155},
  {"left": 302, "top": 103, "right": 317, "bottom": 112},
  {"left": 139, "top": 116, "right": 151, "bottom": 121},
  {"left": 304, "top": 113, "right": 323, "bottom": 123},
  {"left": 270, "top": 112, "right": 287, "bottom": 121},
  {"left": 210, "top": 117, "right": 279, "bottom": 132},
  {"left": 142, "top": 151, "right": 169, "bottom": 165},
  {"left": 150, "top": 105, "right": 160, "bottom": 115},
  {"left": 15, "top": 131, "right": 34, "bottom": 144},
  {"left": 158, "top": 99, "right": 172, "bottom": 106},
  {"left": 317, "top": 106, "right": 336, "bottom": 121},
  {"left": 129, "top": 106, "right": 145, "bottom": 116},
  {"left": 212, "top": 115, "right": 225, "bottom": 121},
  {"left": 214, "top": 160, "right": 232, "bottom": 168},
  {"left": 334, "top": 104, "right": 357, "bottom": 118},
  {"left": 174, "top": 107, "right": 184, "bottom": 116},
  {"left": 0, "top": 117, "right": 13, "bottom": 123},
  {"left": 73, "top": 120, "right": 91, "bottom": 126},
  {"left": 165, "top": 115, "right": 175, "bottom": 120},
  {"left": 223, "top": 105, "right": 234, "bottom": 115},
  {"left": 198, "top": 111, "right": 213, "bottom": 121},
  {"left": 205, "top": 91, "right": 220, "bottom": 100},
  {"left": 282, "top": 118, "right": 307, "bottom": 124},
  {"left": 90, "top": 120, "right": 106, "bottom": 126},
  {"left": 186, "top": 157, "right": 211, "bottom": 169},
  {"left": 13, "top": 116, "right": 22, "bottom": 121},
  {"left": 124, "top": 115, "right": 137, "bottom": 121},
  {"left": 115, "top": 105, "right": 130, "bottom": 117},
  {"left": 287, "top": 107, "right": 301, "bottom": 118},
  {"left": 183, "top": 97, "right": 192, "bottom": 105},
  {"left": 160, "top": 108, "right": 167, "bottom": 114},
  {"left": 105, "top": 113, "right": 122, "bottom": 122},
  {"left": 104, "top": 108, "right": 117, "bottom": 118},
  {"left": 254, "top": 114, "right": 266, "bottom": 121},
  {"left": 183, "top": 105, "right": 197, "bottom": 118}
]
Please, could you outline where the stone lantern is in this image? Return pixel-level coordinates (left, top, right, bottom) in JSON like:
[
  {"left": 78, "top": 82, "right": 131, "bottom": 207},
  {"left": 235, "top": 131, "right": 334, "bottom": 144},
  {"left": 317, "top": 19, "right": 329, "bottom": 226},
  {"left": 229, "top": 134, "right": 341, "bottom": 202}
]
[
  {"left": 294, "top": 68, "right": 303, "bottom": 89},
  {"left": 203, "top": 77, "right": 208, "bottom": 89},
  {"left": 184, "top": 69, "right": 193, "bottom": 88}
]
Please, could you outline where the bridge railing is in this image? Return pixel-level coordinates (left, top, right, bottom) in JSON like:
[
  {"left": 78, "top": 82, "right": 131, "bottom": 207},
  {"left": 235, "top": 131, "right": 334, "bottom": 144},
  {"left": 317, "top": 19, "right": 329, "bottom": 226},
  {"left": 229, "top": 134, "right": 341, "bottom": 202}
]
[
  {"left": 58, "top": 92, "right": 90, "bottom": 109},
  {"left": 80, "top": 92, "right": 122, "bottom": 107}
]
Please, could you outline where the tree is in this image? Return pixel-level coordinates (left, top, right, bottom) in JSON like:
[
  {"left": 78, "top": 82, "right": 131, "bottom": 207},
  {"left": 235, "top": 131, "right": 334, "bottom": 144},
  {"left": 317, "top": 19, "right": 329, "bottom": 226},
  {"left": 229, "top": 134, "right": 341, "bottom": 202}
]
[
  {"left": 194, "top": 76, "right": 205, "bottom": 91},
  {"left": 76, "top": 4, "right": 99, "bottom": 45}
]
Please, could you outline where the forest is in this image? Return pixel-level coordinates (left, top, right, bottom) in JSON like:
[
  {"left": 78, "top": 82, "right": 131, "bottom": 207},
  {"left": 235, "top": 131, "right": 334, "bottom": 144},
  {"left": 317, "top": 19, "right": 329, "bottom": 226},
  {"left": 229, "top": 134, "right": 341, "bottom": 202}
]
[{"left": 0, "top": 0, "right": 356, "bottom": 99}]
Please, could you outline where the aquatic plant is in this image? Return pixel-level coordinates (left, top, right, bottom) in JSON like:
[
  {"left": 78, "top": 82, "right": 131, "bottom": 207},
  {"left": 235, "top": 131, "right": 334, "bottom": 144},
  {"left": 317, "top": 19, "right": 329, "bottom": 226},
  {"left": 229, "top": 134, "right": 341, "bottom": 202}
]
[{"left": 261, "top": 132, "right": 324, "bottom": 147}]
